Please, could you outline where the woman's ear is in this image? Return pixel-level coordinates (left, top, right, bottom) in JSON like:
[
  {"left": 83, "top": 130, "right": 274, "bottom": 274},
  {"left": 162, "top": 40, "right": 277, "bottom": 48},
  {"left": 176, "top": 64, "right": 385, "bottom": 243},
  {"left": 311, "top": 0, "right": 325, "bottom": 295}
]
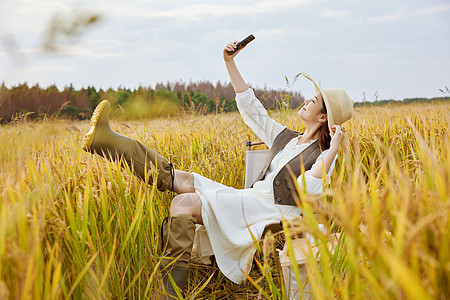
[{"left": 318, "top": 113, "right": 327, "bottom": 124}]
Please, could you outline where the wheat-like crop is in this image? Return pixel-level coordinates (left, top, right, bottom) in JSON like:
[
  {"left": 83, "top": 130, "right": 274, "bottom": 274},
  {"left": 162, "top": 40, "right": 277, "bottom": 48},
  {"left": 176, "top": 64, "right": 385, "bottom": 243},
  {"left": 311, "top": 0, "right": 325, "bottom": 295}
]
[{"left": 0, "top": 102, "right": 448, "bottom": 299}]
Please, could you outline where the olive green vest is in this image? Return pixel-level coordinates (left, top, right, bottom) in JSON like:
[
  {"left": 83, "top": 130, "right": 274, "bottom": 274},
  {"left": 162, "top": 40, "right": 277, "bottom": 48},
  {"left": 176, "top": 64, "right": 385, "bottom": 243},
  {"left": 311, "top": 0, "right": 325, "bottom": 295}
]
[{"left": 250, "top": 127, "right": 322, "bottom": 206}]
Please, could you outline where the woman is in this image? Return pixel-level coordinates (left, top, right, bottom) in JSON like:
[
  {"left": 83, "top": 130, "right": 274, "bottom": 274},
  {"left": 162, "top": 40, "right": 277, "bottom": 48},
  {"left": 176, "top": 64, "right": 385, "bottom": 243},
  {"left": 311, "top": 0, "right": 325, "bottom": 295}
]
[{"left": 82, "top": 41, "right": 353, "bottom": 297}]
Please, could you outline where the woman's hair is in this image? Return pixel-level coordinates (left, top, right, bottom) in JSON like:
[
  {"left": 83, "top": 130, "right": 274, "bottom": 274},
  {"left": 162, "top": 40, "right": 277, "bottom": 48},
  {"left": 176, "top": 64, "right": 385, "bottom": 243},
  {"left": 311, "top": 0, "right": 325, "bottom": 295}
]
[{"left": 317, "top": 101, "right": 331, "bottom": 150}]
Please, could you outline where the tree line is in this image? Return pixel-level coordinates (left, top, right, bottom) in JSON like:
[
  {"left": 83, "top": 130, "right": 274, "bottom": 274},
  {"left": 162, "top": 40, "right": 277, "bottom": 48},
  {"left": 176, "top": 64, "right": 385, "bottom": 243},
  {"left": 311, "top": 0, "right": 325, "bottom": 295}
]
[
  {"left": 2, "top": 80, "right": 447, "bottom": 123},
  {"left": 0, "top": 80, "right": 304, "bottom": 122},
  {"left": 354, "top": 96, "right": 450, "bottom": 107}
]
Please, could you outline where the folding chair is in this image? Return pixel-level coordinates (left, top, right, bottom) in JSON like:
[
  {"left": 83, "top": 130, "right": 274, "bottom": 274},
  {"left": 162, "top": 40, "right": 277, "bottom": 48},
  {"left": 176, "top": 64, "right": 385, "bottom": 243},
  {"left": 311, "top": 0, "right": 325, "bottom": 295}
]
[
  {"left": 245, "top": 140, "right": 340, "bottom": 299},
  {"left": 245, "top": 140, "right": 283, "bottom": 236}
]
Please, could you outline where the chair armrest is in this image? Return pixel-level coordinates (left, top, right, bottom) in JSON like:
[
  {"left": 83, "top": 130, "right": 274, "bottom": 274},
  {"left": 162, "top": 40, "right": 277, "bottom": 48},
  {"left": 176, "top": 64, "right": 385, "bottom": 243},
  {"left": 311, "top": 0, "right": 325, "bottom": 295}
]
[
  {"left": 246, "top": 140, "right": 266, "bottom": 150},
  {"left": 262, "top": 220, "right": 283, "bottom": 237}
]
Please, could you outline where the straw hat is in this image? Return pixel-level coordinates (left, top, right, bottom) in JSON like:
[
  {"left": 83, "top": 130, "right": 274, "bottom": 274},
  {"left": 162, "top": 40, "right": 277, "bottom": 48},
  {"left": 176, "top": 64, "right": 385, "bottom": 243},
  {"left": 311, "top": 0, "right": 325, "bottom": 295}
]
[{"left": 300, "top": 73, "right": 354, "bottom": 131}]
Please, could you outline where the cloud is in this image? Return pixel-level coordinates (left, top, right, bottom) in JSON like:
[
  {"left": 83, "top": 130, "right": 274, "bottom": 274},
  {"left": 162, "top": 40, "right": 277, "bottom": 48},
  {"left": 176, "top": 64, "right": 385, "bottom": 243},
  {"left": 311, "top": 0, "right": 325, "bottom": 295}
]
[
  {"left": 85, "top": 39, "right": 124, "bottom": 46},
  {"left": 134, "top": 0, "right": 314, "bottom": 21},
  {"left": 257, "top": 28, "right": 287, "bottom": 39},
  {"left": 0, "top": 0, "right": 71, "bottom": 17},
  {"left": 321, "top": 8, "right": 352, "bottom": 19},
  {"left": 54, "top": 45, "right": 124, "bottom": 58},
  {"left": 15, "top": 44, "right": 123, "bottom": 58},
  {"left": 369, "top": 4, "right": 450, "bottom": 23}
]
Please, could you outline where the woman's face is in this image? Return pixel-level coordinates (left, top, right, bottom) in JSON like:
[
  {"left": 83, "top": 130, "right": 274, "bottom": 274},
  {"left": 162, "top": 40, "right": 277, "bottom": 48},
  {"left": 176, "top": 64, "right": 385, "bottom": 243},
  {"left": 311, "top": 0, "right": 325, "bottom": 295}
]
[{"left": 298, "top": 92, "right": 327, "bottom": 124}]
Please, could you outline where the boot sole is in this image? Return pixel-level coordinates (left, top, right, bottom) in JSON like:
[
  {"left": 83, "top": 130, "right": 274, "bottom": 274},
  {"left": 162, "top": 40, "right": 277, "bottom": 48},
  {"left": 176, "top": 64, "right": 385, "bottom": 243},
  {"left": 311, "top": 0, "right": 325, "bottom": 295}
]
[{"left": 82, "top": 100, "right": 109, "bottom": 151}]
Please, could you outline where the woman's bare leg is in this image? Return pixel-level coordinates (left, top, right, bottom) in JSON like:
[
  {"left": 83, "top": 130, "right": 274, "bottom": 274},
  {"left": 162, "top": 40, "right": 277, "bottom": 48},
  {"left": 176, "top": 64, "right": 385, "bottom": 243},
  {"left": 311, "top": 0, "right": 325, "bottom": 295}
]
[
  {"left": 170, "top": 193, "right": 203, "bottom": 224},
  {"left": 169, "top": 170, "right": 202, "bottom": 221},
  {"left": 172, "top": 169, "right": 195, "bottom": 194}
]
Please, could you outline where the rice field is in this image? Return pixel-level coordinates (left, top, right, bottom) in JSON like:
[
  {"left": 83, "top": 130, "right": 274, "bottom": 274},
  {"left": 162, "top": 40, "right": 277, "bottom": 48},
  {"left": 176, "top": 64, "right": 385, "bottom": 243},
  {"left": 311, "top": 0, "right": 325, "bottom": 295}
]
[{"left": 0, "top": 101, "right": 449, "bottom": 299}]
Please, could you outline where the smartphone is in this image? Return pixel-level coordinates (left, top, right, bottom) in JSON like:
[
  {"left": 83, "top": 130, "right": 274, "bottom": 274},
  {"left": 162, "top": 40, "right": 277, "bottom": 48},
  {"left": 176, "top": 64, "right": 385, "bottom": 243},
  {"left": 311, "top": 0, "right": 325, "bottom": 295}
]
[{"left": 227, "top": 34, "right": 255, "bottom": 54}]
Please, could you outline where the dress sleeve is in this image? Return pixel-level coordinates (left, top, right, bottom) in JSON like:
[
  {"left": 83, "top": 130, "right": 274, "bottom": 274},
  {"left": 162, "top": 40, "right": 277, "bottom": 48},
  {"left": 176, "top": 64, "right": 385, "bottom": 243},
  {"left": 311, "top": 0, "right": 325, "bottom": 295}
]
[
  {"left": 235, "top": 88, "right": 285, "bottom": 149},
  {"left": 296, "top": 150, "right": 337, "bottom": 195}
]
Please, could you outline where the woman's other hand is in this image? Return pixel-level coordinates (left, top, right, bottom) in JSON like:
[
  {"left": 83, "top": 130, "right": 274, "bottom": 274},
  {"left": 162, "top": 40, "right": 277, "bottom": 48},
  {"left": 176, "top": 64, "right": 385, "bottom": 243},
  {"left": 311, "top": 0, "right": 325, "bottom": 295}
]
[
  {"left": 223, "top": 41, "right": 243, "bottom": 61},
  {"left": 330, "top": 125, "right": 345, "bottom": 150},
  {"left": 310, "top": 125, "right": 345, "bottom": 179}
]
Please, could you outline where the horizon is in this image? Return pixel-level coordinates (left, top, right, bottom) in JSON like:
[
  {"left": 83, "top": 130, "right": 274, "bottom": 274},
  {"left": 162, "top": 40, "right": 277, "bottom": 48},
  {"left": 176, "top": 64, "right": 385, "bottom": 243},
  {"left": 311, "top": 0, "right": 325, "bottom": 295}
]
[{"left": 3, "top": 79, "right": 449, "bottom": 104}]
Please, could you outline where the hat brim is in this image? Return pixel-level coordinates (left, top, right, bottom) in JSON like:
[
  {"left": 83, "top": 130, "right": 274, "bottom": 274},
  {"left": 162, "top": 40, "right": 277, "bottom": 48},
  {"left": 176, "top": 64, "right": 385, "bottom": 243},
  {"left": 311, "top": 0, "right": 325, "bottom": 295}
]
[{"left": 300, "top": 73, "right": 334, "bottom": 132}]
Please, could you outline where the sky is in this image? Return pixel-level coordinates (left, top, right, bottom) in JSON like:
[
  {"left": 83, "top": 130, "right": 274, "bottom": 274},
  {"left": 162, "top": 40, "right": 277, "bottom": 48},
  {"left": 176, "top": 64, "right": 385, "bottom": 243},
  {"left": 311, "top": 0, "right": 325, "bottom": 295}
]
[{"left": 0, "top": 0, "right": 449, "bottom": 102}]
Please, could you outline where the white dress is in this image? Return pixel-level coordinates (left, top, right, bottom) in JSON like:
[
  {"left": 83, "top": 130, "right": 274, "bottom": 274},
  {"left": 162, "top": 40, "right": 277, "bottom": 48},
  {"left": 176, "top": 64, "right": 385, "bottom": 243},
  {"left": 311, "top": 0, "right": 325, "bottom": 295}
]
[{"left": 191, "top": 88, "right": 337, "bottom": 284}]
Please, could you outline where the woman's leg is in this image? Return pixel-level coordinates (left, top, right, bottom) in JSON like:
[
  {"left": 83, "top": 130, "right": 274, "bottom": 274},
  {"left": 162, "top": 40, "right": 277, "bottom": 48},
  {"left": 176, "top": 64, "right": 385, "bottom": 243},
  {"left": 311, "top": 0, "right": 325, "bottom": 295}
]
[
  {"left": 172, "top": 170, "right": 195, "bottom": 195},
  {"left": 160, "top": 192, "right": 202, "bottom": 297},
  {"left": 82, "top": 100, "right": 173, "bottom": 191},
  {"left": 169, "top": 192, "right": 203, "bottom": 224}
]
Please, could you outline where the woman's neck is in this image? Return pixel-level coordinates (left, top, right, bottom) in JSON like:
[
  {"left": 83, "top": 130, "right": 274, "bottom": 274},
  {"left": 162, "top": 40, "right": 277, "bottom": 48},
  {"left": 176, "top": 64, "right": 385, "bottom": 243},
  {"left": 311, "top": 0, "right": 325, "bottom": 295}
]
[{"left": 297, "top": 124, "right": 321, "bottom": 145}]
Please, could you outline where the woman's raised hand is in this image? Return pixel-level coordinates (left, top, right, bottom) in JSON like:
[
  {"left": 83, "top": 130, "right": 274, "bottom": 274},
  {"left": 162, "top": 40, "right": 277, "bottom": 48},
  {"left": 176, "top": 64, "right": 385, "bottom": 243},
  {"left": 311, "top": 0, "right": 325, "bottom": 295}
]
[
  {"left": 330, "top": 125, "right": 345, "bottom": 150},
  {"left": 223, "top": 40, "right": 249, "bottom": 93},
  {"left": 223, "top": 41, "right": 242, "bottom": 61}
]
